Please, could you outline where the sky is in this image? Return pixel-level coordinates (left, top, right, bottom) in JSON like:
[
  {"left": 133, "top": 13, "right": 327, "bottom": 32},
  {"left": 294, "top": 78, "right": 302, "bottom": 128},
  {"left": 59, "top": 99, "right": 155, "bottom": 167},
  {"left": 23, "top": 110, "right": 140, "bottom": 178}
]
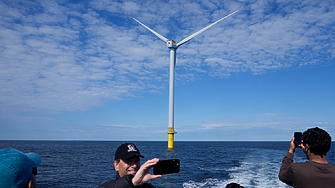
[{"left": 0, "top": 0, "right": 334, "bottom": 141}]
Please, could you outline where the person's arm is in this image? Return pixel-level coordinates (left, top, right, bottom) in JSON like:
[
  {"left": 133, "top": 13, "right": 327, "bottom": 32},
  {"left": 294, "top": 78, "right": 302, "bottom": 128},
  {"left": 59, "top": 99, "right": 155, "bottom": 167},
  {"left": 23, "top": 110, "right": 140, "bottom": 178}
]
[{"left": 278, "top": 137, "right": 296, "bottom": 186}]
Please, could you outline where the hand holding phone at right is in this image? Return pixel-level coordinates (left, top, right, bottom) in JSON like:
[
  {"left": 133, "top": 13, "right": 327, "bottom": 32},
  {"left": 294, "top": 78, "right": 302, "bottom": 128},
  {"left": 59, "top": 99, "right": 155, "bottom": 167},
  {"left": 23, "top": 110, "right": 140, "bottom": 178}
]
[{"left": 289, "top": 132, "right": 303, "bottom": 154}]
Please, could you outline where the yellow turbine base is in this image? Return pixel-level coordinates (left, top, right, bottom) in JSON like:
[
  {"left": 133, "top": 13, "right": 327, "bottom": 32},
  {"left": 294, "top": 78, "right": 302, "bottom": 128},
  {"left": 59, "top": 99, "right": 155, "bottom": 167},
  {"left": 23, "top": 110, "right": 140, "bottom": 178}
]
[{"left": 168, "top": 127, "right": 174, "bottom": 149}]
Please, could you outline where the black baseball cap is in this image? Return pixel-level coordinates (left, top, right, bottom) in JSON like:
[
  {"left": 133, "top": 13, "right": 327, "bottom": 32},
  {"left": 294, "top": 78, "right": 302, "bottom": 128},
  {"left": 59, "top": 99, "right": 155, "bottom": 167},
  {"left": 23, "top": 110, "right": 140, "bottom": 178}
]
[{"left": 115, "top": 143, "right": 144, "bottom": 160}]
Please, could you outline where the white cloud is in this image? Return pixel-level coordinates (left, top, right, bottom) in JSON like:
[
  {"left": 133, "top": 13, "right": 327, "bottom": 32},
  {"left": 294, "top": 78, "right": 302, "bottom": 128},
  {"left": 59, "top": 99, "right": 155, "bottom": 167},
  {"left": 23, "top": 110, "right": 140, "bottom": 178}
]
[
  {"left": 0, "top": 0, "right": 334, "bottom": 117},
  {"left": 179, "top": 115, "right": 327, "bottom": 132},
  {"left": 102, "top": 124, "right": 137, "bottom": 128}
]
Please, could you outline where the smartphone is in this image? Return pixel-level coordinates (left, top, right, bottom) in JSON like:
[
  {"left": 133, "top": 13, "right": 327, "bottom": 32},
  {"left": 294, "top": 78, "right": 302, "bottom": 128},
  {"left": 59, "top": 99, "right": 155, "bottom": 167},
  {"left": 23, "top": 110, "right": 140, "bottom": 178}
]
[
  {"left": 153, "top": 159, "right": 180, "bottom": 175},
  {"left": 294, "top": 132, "right": 302, "bottom": 146}
]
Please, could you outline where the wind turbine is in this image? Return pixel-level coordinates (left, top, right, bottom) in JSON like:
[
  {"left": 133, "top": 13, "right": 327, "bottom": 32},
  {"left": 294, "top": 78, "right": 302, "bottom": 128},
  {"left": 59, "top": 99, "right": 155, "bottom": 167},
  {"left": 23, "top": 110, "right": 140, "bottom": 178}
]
[{"left": 133, "top": 10, "right": 239, "bottom": 149}]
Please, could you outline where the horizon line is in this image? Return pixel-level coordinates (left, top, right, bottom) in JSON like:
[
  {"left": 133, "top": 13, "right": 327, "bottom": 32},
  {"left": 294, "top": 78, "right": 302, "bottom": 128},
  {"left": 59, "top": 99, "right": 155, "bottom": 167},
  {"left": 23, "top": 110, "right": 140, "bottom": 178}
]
[{"left": 0, "top": 139, "right": 313, "bottom": 142}]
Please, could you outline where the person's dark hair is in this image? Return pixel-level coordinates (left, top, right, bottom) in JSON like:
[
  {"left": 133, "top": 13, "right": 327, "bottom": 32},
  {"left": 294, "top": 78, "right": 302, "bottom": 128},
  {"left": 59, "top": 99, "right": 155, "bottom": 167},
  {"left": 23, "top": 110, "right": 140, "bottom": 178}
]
[
  {"left": 225, "top": 183, "right": 244, "bottom": 188},
  {"left": 302, "top": 127, "right": 331, "bottom": 157},
  {"left": 115, "top": 159, "right": 121, "bottom": 163}
]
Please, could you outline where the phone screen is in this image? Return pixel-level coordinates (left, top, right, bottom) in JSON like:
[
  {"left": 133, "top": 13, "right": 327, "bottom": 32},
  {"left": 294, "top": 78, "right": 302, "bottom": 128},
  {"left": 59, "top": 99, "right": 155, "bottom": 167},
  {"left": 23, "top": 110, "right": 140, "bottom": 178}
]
[
  {"left": 153, "top": 159, "right": 180, "bottom": 175},
  {"left": 294, "top": 132, "right": 302, "bottom": 146}
]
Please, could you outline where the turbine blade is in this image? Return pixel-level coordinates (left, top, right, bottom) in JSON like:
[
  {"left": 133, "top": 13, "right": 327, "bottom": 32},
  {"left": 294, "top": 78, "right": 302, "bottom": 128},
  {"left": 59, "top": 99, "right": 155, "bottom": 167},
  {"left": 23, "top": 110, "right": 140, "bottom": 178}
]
[
  {"left": 133, "top": 17, "right": 168, "bottom": 43},
  {"left": 176, "top": 10, "right": 239, "bottom": 47}
]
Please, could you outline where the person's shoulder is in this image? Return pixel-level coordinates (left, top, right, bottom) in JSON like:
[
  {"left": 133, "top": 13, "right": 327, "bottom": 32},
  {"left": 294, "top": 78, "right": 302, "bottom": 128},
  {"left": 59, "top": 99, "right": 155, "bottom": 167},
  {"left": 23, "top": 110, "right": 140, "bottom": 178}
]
[
  {"left": 98, "top": 180, "right": 116, "bottom": 188},
  {"left": 291, "top": 161, "right": 308, "bottom": 166},
  {"left": 290, "top": 161, "right": 310, "bottom": 170},
  {"left": 143, "top": 182, "right": 156, "bottom": 188},
  {"left": 327, "top": 162, "right": 335, "bottom": 169},
  {"left": 298, "top": 160, "right": 335, "bottom": 169}
]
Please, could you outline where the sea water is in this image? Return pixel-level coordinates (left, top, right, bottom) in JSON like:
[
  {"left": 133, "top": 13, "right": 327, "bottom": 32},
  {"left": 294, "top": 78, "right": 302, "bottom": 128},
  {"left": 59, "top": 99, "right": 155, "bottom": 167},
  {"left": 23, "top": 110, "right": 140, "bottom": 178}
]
[{"left": 1, "top": 141, "right": 334, "bottom": 188}]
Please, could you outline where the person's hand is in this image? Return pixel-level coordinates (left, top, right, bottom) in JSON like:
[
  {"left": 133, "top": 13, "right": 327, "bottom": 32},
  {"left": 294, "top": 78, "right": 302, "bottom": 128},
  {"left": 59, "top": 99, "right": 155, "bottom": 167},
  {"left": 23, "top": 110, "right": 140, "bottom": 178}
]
[
  {"left": 298, "top": 140, "right": 307, "bottom": 152},
  {"left": 132, "top": 158, "right": 162, "bottom": 187},
  {"left": 288, "top": 137, "right": 296, "bottom": 154}
]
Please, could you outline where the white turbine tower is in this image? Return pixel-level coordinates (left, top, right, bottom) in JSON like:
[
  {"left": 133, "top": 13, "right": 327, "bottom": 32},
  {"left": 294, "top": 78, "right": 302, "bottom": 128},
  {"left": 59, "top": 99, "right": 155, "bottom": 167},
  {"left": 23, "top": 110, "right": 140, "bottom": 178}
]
[{"left": 133, "top": 10, "right": 239, "bottom": 149}]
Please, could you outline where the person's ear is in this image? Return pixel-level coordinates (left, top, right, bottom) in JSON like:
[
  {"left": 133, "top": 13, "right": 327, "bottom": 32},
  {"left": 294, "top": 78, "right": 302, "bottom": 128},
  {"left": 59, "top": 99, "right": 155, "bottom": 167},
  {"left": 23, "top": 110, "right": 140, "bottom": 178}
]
[
  {"left": 27, "top": 173, "right": 36, "bottom": 188},
  {"left": 114, "top": 160, "right": 119, "bottom": 172},
  {"left": 305, "top": 144, "right": 310, "bottom": 149},
  {"left": 27, "top": 179, "right": 33, "bottom": 188}
]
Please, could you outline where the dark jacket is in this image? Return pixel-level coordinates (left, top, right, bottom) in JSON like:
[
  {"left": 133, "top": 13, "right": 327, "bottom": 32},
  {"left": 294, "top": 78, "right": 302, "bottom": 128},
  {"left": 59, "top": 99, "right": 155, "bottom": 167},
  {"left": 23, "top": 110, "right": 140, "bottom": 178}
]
[
  {"left": 279, "top": 152, "right": 335, "bottom": 188},
  {"left": 98, "top": 173, "right": 155, "bottom": 188}
]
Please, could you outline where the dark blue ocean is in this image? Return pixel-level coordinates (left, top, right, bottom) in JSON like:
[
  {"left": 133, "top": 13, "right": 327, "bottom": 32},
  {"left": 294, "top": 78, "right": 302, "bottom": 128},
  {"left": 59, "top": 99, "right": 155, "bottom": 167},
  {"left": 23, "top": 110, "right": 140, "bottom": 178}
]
[{"left": 1, "top": 141, "right": 335, "bottom": 188}]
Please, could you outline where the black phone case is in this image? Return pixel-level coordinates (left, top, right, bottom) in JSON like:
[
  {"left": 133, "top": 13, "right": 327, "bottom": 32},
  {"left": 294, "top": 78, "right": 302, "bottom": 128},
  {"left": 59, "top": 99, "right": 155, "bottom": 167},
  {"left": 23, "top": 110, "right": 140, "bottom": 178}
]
[
  {"left": 153, "top": 159, "right": 180, "bottom": 175},
  {"left": 294, "top": 132, "right": 302, "bottom": 146}
]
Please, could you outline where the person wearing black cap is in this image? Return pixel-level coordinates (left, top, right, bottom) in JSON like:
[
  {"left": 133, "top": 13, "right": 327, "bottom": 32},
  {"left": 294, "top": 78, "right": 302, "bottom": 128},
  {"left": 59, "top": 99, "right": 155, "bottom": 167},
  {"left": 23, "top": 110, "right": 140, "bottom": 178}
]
[{"left": 98, "top": 143, "right": 161, "bottom": 188}]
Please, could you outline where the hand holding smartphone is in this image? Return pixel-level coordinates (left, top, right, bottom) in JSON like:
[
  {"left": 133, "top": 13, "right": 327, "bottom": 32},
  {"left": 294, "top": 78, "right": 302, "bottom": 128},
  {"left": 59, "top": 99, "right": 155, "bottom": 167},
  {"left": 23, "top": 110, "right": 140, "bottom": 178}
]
[{"left": 153, "top": 159, "right": 180, "bottom": 175}]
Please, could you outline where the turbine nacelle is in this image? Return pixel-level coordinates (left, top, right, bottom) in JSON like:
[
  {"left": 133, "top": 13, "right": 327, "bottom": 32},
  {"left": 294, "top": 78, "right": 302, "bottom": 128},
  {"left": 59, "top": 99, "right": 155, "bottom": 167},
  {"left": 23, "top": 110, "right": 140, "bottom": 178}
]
[
  {"left": 167, "top": 40, "right": 177, "bottom": 49},
  {"left": 133, "top": 10, "right": 239, "bottom": 51}
]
